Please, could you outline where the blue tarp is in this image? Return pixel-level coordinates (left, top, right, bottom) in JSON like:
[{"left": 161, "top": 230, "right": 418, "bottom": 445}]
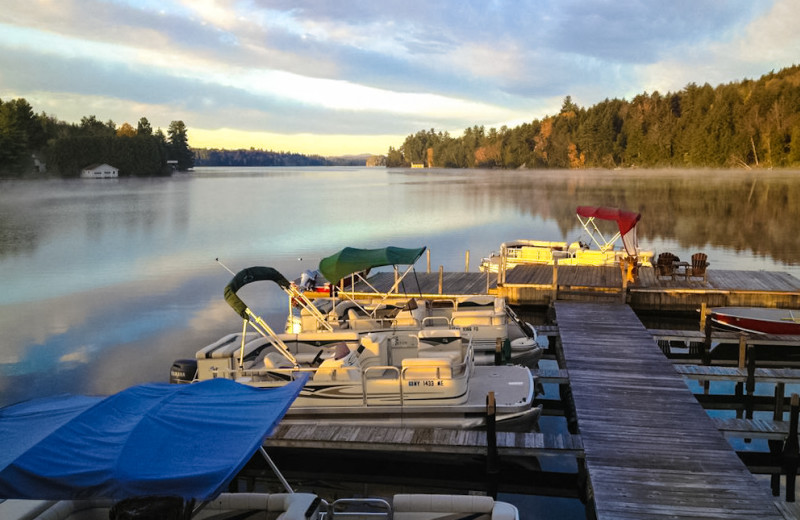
[{"left": 0, "top": 376, "right": 307, "bottom": 501}]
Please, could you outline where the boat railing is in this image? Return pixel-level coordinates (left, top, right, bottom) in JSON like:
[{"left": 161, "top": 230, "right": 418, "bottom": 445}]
[
  {"left": 363, "top": 366, "right": 402, "bottom": 406},
  {"left": 422, "top": 316, "right": 451, "bottom": 328}
]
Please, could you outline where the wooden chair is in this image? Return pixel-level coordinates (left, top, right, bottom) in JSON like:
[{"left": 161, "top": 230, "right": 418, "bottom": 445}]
[
  {"left": 688, "top": 253, "right": 709, "bottom": 282},
  {"left": 656, "top": 253, "right": 678, "bottom": 279}
]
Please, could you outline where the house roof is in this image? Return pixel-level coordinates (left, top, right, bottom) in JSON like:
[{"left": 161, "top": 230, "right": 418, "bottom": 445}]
[{"left": 82, "top": 163, "right": 117, "bottom": 171}]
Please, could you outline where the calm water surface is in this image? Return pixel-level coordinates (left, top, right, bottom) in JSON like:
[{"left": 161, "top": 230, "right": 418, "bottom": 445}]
[{"left": 2, "top": 166, "right": 800, "bottom": 514}]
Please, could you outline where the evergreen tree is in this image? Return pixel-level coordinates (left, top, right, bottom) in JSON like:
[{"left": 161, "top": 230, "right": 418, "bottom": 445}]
[{"left": 167, "top": 120, "right": 194, "bottom": 171}]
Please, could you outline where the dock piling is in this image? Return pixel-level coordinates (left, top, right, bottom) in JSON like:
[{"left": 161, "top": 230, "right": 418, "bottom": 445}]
[
  {"left": 486, "top": 392, "right": 498, "bottom": 479},
  {"left": 783, "top": 393, "right": 800, "bottom": 502}
]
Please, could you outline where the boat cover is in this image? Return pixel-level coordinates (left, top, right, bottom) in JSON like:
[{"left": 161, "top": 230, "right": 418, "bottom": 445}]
[
  {"left": 576, "top": 206, "right": 641, "bottom": 256},
  {"left": 224, "top": 266, "right": 292, "bottom": 318},
  {"left": 0, "top": 376, "right": 307, "bottom": 501},
  {"left": 576, "top": 206, "right": 641, "bottom": 235},
  {"left": 319, "top": 246, "right": 426, "bottom": 283}
]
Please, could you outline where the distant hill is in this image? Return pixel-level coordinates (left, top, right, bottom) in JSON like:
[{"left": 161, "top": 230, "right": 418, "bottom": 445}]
[{"left": 193, "top": 148, "right": 381, "bottom": 167}]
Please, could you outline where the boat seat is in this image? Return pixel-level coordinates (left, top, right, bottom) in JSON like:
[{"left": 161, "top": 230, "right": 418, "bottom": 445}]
[
  {"left": 263, "top": 352, "right": 294, "bottom": 369},
  {"left": 347, "top": 308, "right": 379, "bottom": 330},
  {"left": 393, "top": 494, "right": 503, "bottom": 520},
  {"left": 313, "top": 349, "right": 361, "bottom": 382},
  {"left": 206, "top": 492, "right": 321, "bottom": 519},
  {"left": 401, "top": 357, "right": 452, "bottom": 379},
  {"left": 358, "top": 333, "right": 386, "bottom": 368},
  {"left": 417, "top": 349, "right": 461, "bottom": 364}
]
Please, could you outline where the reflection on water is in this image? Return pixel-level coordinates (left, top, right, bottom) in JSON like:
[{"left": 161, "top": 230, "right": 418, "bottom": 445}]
[
  {"left": 3, "top": 167, "right": 800, "bottom": 517},
  {"left": 2, "top": 167, "right": 800, "bottom": 404}
]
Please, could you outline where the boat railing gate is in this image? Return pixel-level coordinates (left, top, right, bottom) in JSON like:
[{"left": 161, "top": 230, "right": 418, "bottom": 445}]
[
  {"left": 421, "top": 316, "right": 451, "bottom": 328},
  {"left": 363, "top": 365, "right": 402, "bottom": 406}
]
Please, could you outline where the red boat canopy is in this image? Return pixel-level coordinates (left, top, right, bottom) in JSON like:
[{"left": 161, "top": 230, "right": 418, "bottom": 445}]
[{"left": 576, "top": 206, "right": 641, "bottom": 235}]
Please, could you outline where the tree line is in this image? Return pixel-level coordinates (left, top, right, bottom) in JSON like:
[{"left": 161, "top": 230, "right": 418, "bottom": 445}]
[
  {"left": 192, "top": 148, "right": 369, "bottom": 167},
  {"left": 0, "top": 99, "right": 194, "bottom": 177},
  {"left": 388, "top": 65, "right": 800, "bottom": 169}
]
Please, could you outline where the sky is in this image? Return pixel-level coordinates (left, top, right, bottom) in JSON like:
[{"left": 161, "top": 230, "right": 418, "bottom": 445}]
[{"left": 1, "top": 1, "right": 798, "bottom": 156}]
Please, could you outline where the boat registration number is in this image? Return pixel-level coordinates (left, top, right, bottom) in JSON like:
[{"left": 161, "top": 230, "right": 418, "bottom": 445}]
[{"left": 408, "top": 380, "right": 444, "bottom": 387}]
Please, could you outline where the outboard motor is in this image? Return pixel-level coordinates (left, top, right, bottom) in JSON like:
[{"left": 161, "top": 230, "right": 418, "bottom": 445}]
[{"left": 169, "top": 359, "right": 198, "bottom": 384}]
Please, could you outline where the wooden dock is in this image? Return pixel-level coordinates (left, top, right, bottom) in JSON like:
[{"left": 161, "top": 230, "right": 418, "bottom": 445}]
[
  {"left": 265, "top": 423, "right": 583, "bottom": 459},
  {"left": 502, "top": 264, "right": 800, "bottom": 309},
  {"left": 340, "top": 266, "right": 800, "bottom": 312},
  {"left": 554, "top": 301, "right": 784, "bottom": 519}
]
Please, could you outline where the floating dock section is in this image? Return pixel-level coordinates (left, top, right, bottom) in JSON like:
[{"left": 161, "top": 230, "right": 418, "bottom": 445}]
[{"left": 555, "top": 301, "right": 783, "bottom": 519}]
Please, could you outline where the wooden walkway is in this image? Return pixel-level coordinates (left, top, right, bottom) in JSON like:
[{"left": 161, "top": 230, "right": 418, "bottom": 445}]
[
  {"left": 265, "top": 423, "right": 584, "bottom": 458},
  {"left": 338, "top": 266, "right": 800, "bottom": 312},
  {"left": 502, "top": 265, "right": 800, "bottom": 309},
  {"left": 554, "top": 301, "right": 784, "bottom": 519}
]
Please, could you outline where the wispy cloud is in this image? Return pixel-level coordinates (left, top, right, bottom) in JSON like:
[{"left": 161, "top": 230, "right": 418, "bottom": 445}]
[{"left": 1, "top": 0, "right": 796, "bottom": 154}]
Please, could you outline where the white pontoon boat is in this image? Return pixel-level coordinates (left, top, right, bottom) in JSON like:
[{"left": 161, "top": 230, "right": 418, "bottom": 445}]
[
  {"left": 286, "top": 246, "right": 543, "bottom": 365},
  {"left": 169, "top": 266, "right": 540, "bottom": 429},
  {"left": 479, "top": 206, "right": 654, "bottom": 275}
]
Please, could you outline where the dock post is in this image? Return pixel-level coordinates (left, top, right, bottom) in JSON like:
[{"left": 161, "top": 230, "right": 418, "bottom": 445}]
[
  {"left": 702, "top": 315, "right": 712, "bottom": 394},
  {"left": 426, "top": 250, "right": 431, "bottom": 273},
  {"left": 702, "top": 316, "right": 712, "bottom": 365},
  {"left": 438, "top": 266, "right": 443, "bottom": 294},
  {"left": 495, "top": 338, "right": 503, "bottom": 365},
  {"left": 737, "top": 334, "right": 747, "bottom": 369},
  {"left": 486, "top": 391, "right": 499, "bottom": 498},
  {"left": 551, "top": 259, "right": 559, "bottom": 303},
  {"left": 620, "top": 264, "right": 627, "bottom": 303},
  {"left": 771, "top": 382, "right": 787, "bottom": 495},
  {"left": 782, "top": 393, "right": 799, "bottom": 502},
  {"left": 745, "top": 345, "right": 756, "bottom": 421},
  {"left": 699, "top": 302, "right": 707, "bottom": 330},
  {"left": 465, "top": 250, "right": 470, "bottom": 272}
]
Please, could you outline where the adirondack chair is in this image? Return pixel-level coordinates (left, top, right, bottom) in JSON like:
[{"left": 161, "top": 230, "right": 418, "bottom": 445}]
[
  {"left": 656, "top": 252, "right": 679, "bottom": 279},
  {"left": 688, "top": 252, "right": 709, "bottom": 282}
]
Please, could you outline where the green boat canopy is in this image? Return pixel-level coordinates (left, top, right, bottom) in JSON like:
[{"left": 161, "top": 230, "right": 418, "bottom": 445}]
[
  {"left": 224, "top": 266, "right": 291, "bottom": 319},
  {"left": 319, "top": 246, "right": 426, "bottom": 283}
]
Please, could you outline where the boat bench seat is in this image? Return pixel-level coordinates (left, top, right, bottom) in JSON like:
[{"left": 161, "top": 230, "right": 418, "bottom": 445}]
[
  {"left": 206, "top": 492, "right": 320, "bottom": 519},
  {"left": 401, "top": 357, "right": 453, "bottom": 379},
  {"left": 393, "top": 494, "right": 516, "bottom": 520}
]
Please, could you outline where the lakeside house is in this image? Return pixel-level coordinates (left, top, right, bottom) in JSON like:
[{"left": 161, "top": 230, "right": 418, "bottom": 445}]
[{"left": 81, "top": 163, "right": 118, "bottom": 178}]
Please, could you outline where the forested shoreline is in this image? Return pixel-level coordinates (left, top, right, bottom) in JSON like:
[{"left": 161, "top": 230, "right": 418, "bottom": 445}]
[
  {"left": 192, "top": 148, "right": 371, "bottom": 167},
  {"left": 0, "top": 105, "right": 193, "bottom": 177},
  {"left": 3, "top": 65, "right": 799, "bottom": 176},
  {"left": 388, "top": 65, "right": 800, "bottom": 169}
]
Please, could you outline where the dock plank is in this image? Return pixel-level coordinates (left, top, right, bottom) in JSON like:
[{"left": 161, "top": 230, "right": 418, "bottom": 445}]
[{"left": 555, "top": 301, "right": 783, "bottom": 519}]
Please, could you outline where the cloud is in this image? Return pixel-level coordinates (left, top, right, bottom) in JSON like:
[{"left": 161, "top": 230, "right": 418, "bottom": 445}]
[{"left": 1, "top": 0, "right": 796, "bottom": 154}]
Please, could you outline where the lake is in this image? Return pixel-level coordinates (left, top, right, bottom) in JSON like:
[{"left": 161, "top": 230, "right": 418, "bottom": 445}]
[{"left": 2, "top": 166, "right": 800, "bottom": 514}]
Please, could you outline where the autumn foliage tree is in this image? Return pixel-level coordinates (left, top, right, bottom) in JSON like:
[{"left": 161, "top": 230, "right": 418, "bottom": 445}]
[{"left": 391, "top": 65, "right": 800, "bottom": 169}]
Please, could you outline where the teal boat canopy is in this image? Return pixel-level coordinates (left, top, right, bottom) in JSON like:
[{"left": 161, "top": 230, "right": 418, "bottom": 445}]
[
  {"left": 319, "top": 246, "right": 426, "bottom": 283},
  {"left": 224, "top": 266, "right": 291, "bottom": 319}
]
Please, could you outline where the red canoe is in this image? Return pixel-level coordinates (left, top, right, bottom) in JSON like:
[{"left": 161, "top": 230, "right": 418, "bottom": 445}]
[{"left": 710, "top": 307, "right": 800, "bottom": 335}]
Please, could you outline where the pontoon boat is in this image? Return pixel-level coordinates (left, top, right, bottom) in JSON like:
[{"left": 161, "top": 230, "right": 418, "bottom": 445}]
[
  {"left": 170, "top": 266, "right": 540, "bottom": 429},
  {"left": 480, "top": 206, "right": 654, "bottom": 274},
  {"left": 287, "top": 246, "right": 543, "bottom": 365},
  {"left": 0, "top": 378, "right": 520, "bottom": 519}
]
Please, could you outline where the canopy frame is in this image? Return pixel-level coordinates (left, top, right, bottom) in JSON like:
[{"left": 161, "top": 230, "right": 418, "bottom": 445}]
[
  {"left": 575, "top": 206, "right": 642, "bottom": 257},
  {"left": 319, "top": 247, "right": 426, "bottom": 318}
]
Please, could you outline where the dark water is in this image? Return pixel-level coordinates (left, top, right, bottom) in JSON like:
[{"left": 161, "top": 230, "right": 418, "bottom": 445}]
[{"left": 2, "top": 167, "right": 800, "bottom": 515}]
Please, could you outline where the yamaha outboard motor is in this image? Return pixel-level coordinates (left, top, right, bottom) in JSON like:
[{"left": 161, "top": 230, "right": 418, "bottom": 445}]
[{"left": 169, "top": 359, "right": 197, "bottom": 384}]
